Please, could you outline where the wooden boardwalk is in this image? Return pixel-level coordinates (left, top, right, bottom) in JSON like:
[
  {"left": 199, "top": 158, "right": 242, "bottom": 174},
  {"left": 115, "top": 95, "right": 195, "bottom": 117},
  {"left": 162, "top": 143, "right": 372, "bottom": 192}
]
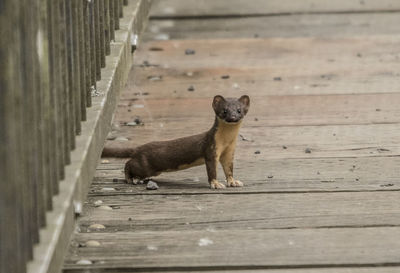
[{"left": 63, "top": 1, "right": 400, "bottom": 272}]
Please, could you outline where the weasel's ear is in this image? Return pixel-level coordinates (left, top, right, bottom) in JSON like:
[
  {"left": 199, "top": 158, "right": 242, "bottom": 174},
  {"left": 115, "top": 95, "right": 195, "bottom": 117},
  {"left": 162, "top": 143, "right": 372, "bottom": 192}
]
[
  {"left": 239, "top": 95, "right": 250, "bottom": 107},
  {"left": 239, "top": 95, "right": 250, "bottom": 114},
  {"left": 212, "top": 95, "right": 225, "bottom": 111}
]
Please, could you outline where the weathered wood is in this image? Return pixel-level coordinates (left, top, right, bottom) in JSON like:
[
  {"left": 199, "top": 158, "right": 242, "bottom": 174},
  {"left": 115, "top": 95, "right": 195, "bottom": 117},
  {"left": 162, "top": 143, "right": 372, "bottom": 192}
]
[
  {"left": 65, "top": 0, "right": 77, "bottom": 146},
  {"left": 89, "top": 0, "right": 98, "bottom": 86},
  {"left": 59, "top": 0, "right": 72, "bottom": 164},
  {"left": 114, "top": 0, "right": 120, "bottom": 29},
  {"left": 72, "top": 0, "right": 82, "bottom": 132},
  {"left": 110, "top": 93, "right": 400, "bottom": 126},
  {"left": 91, "top": 154, "right": 400, "bottom": 195},
  {"left": 145, "top": 13, "right": 400, "bottom": 41},
  {"left": 150, "top": 0, "right": 400, "bottom": 18},
  {"left": 0, "top": 2, "right": 27, "bottom": 272},
  {"left": 84, "top": 0, "right": 92, "bottom": 107},
  {"left": 38, "top": 0, "right": 52, "bottom": 221},
  {"left": 78, "top": 0, "right": 87, "bottom": 121},
  {"left": 94, "top": 0, "right": 102, "bottom": 79},
  {"left": 104, "top": 0, "right": 111, "bottom": 55},
  {"left": 64, "top": 227, "right": 400, "bottom": 270},
  {"left": 119, "top": 0, "right": 123, "bottom": 17},
  {"left": 80, "top": 191, "right": 400, "bottom": 231},
  {"left": 109, "top": 0, "right": 115, "bottom": 39},
  {"left": 99, "top": 0, "right": 106, "bottom": 68}
]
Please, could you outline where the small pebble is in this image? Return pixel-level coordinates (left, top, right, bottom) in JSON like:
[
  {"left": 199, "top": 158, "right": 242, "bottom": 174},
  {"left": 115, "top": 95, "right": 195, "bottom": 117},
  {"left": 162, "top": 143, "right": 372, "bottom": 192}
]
[
  {"left": 232, "top": 83, "right": 239, "bottom": 89},
  {"left": 305, "top": 148, "right": 312, "bottom": 154},
  {"left": 76, "top": 259, "right": 93, "bottom": 265},
  {"left": 187, "top": 85, "right": 195, "bottom": 92},
  {"left": 267, "top": 175, "right": 273, "bottom": 179},
  {"left": 98, "top": 205, "right": 113, "bottom": 211},
  {"left": 185, "top": 48, "right": 195, "bottom": 55},
  {"left": 94, "top": 200, "right": 103, "bottom": 207},
  {"left": 186, "top": 71, "right": 194, "bottom": 77},
  {"left": 221, "top": 75, "right": 230, "bottom": 79},
  {"left": 101, "top": 187, "right": 115, "bottom": 191},
  {"left": 282, "top": 145, "right": 287, "bottom": 149},
  {"left": 198, "top": 238, "right": 213, "bottom": 247},
  {"left": 273, "top": 77, "right": 282, "bottom": 81},
  {"left": 115, "top": 137, "right": 129, "bottom": 141},
  {"left": 101, "top": 159, "right": 109, "bottom": 164},
  {"left": 254, "top": 150, "right": 261, "bottom": 154},
  {"left": 147, "top": 75, "right": 162, "bottom": 81},
  {"left": 128, "top": 217, "right": 133, "bottom": 221},
  {"left": 88, "top": 224, "right": 105, "bottom": 230},
  {"left": 146, "top": 181, "right": 159, "bottom": 190},
  {"left": 86, "top": 240, "right": 101, "bottom": 247}
]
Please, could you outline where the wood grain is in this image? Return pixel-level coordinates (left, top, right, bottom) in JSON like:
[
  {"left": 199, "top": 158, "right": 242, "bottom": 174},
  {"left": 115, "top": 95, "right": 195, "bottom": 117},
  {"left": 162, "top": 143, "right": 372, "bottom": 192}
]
[
  {"left": 150, "top": 0, "right": 400, "bottom": 18},
  {"left": 64, "top": 227, "right": 400, "bottom": 270}
]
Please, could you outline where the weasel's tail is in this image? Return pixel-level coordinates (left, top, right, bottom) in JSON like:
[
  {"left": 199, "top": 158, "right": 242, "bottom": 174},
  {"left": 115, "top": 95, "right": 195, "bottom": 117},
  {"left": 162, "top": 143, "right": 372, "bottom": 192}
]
[{"left": 101, "top": 147, "right": 134, "bottom": 158}]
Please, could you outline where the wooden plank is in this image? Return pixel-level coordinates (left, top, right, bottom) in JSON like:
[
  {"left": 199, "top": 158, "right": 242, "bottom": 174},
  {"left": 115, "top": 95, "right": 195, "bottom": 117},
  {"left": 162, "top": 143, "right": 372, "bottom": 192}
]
[
  {"left": 110, "top": 93, "right": 400, "bottom": 127},
  {"left": 145, "top": 13, "right": 400, "bottom": 40},
  {"left": 80, "top": 191, "right": 400, "bottom": 231},
  {"left": 103, "top": 123, "right": 400, "bottom": 159},
  {"left": 150, "top": 0, "right": 400, "bottom": 18},
  {"left": 64, "top": 227, "right": 400, "bottom": 270},
  {"left": 135, "top": 36, "right": 400, "bottom": 72},
  {"left": 92, "top": 154, "right": 400, "bottom": 195},
  {"left": 61, "top": 267, "right": 400, "bottom": 273}
]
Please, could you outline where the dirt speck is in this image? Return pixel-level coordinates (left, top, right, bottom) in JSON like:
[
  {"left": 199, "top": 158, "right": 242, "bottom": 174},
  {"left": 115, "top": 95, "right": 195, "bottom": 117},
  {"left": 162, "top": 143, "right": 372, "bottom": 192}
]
[
  {"left": 221, "top": 75, "right": 230, "bottom": 79},
  {"left": 187, "top": 85, "right": 195, "bottom": 92},
  {"left": 273, "top": 77, "right": 282, "bottom": 81},
  {"left": 305, "top": 148, "right": 312, "bottom": 154},
  {"left": 254, "top": 150, "right": 261, "bottom": 154},
  {"left": 185, "top": 49, "right": 196, "bottom": 55}
]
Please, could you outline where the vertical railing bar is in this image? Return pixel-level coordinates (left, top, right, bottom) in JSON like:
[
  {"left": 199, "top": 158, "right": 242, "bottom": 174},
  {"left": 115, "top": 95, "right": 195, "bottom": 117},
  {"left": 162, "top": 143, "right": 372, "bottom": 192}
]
[
  {"left": 99, "top": 0, "right": 106, "bottom": 68},
  {"left": 72, "top": 0, "right": 82, "bottom": 134},
  {"left": 48, "top": 0, "right": 62, "bottom": 196},
  {"left": 84, "top": 0, "right": 92, "bottom": 107},
  {"left": 38, "top": 0, "right": 51, "bottom": 224},
  {"left": 119, "top": 0, "right": 123, "bottom": 17},
  {"left": 114, "top": 0, "right": 120, "bottom": 30},
  {"left": 89, "top": 0, "right": 98, "bottom": 86},
  {"left": 65, "top": 0, "right": 77, "bottom": 144},
  {"left": 109, "top": 0, "right": 115, "bottom": 40},
  {"left": 104, "top": 0, "right": 111, "bottom": 55},
  {"left": 59, "top": 0, "right": 72, "bottom": 164},
  {"left": 94, "top": 0, "right": 101, "bottom": 80},
  {"left": 78, "top": 0, "right": 87, "bottom": 121}
]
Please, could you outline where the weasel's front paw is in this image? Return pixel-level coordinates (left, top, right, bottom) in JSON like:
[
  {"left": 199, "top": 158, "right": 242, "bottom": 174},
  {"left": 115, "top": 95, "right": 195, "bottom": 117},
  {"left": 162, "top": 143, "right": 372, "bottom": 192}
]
[
  {"left": 210, "top": 179, "right": 226, "bottom": 189},
  {"left": 227, "top": 179, "right": 243, "bottom": 187}
]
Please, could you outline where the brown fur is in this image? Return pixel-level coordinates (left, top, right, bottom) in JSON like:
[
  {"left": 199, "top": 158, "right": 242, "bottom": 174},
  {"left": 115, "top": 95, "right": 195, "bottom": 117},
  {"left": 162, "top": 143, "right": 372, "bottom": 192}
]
[{"left": 101, "top": 95, "right": 250, "bottom": 189}]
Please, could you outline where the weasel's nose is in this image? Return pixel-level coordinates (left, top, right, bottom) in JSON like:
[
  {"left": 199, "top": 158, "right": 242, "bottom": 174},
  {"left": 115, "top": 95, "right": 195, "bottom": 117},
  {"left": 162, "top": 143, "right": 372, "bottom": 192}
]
[{"left": 226, "top": 115, "right": 238, "bottom": 122}]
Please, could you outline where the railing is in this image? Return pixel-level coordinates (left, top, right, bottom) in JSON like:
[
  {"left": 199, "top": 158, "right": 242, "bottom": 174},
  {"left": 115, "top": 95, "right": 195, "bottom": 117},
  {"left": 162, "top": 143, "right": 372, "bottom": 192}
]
[{"left": 0, "top": 1, "right": 150, "bottom": 272}]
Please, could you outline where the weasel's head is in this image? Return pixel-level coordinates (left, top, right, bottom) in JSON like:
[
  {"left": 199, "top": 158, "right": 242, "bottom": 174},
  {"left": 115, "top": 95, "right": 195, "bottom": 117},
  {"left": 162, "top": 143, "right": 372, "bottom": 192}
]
[{"left": 212, "top": 95, "right": 250, "bottom": 124}]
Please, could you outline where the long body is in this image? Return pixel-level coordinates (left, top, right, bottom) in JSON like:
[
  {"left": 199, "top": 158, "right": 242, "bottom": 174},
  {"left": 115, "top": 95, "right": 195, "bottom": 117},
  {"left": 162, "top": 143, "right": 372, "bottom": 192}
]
[{"left": 102, "top": 95, "right": 250, "bottom": 189}]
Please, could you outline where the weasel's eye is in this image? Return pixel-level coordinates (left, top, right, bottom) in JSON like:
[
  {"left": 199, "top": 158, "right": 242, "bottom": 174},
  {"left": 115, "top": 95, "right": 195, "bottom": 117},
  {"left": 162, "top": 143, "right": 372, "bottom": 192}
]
[
  {"left": 237, "top": 109, "right": 241, "bottom": 113},
  {"left": 223, "top": 109, "right": 227, "bottom": 114}
]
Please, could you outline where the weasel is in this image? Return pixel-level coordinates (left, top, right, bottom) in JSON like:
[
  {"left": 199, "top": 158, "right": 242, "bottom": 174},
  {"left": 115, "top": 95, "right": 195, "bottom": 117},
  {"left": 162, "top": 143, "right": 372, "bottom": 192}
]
[{"left": 101, "top": 95, "right": 250, "bottom": 189}]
